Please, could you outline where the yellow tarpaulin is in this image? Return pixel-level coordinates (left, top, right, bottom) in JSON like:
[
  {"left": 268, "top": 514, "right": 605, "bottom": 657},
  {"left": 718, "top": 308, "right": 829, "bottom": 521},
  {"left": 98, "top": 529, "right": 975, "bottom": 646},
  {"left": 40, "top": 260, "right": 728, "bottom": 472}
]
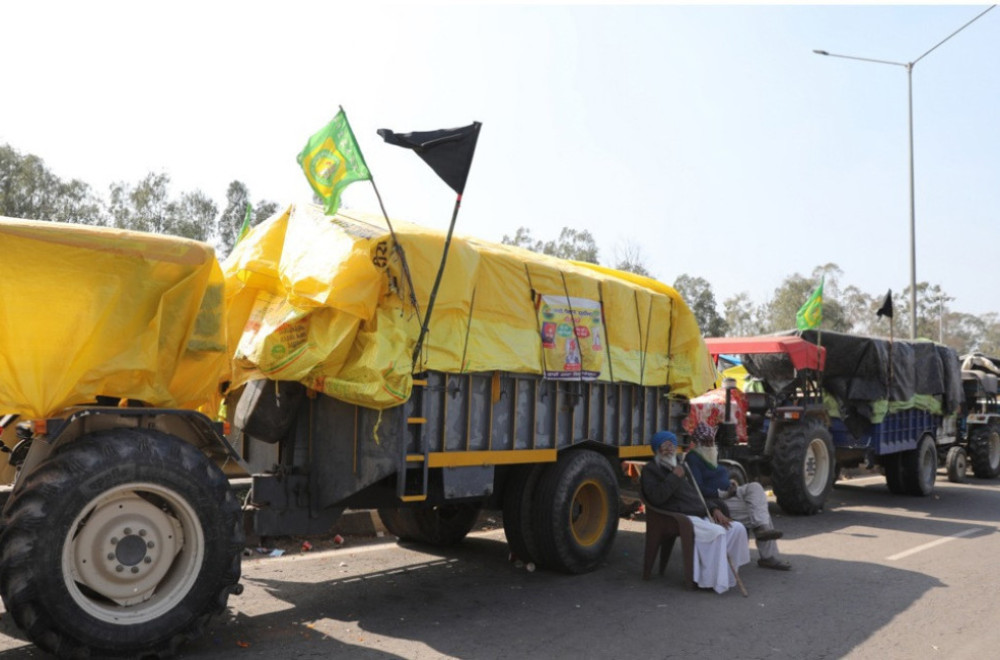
[
  {"left": 0, "top": 217, "right": 229, "bottom": 418},
  {"left": 223, "top": 204, "right": 716, "bottom": 408}
]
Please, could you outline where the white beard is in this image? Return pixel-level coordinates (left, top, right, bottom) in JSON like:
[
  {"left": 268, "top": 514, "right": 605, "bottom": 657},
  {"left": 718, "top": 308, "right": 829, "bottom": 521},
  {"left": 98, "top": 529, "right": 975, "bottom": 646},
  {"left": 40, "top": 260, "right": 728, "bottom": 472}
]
[
  {"left": 655, "top": 453, "right": 677, "bottom": 469},
  {"left": 693, "top": 446, "right": 719, "bottom": 466}
]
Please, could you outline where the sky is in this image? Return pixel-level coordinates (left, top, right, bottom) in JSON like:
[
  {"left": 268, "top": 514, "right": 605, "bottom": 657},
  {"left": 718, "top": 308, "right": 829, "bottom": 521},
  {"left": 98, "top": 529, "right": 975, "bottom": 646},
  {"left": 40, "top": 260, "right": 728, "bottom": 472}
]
[{"left": 2, "top": 2, "right": 998, "bottom": 318}]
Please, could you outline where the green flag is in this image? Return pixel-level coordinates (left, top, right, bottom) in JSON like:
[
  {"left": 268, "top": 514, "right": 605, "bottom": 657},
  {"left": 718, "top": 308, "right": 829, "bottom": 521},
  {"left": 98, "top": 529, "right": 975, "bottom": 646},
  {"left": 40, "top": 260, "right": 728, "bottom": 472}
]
[
  {"left": 236, "top": 202, "right": 252, "bottom": 245},
  {"left": 297, "top": 109, "right": 371, "bottom": 215},
  {"left": 796, "top": 276, "right": 824, "bottom": 330}
]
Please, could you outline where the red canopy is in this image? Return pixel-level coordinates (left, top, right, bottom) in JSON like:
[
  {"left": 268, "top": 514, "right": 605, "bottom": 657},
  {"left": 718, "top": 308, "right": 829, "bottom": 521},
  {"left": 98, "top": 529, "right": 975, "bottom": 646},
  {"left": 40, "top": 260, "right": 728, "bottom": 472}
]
[{"left": 704, "top": 336, "right": 826, "bottom": 371}]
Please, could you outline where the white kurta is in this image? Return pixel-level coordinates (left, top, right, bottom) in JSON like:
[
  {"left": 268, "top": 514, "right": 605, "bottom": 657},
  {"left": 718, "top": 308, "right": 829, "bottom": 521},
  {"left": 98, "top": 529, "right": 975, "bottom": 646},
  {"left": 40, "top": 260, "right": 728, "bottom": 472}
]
[{"left": 687, "top": 517, "right": 750, "bottom": 594}]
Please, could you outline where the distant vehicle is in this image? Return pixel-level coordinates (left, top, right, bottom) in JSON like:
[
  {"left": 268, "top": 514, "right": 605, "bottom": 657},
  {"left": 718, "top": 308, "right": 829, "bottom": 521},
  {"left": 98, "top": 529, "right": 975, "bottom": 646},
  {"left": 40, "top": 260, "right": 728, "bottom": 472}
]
[{"left": 693, "top": 331, "right": 998, "bottom": 516}]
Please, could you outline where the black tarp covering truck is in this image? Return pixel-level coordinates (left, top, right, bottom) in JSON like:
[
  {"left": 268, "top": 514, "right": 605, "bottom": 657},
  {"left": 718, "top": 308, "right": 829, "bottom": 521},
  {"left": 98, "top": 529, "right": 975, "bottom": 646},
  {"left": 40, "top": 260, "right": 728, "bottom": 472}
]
[{"left": 698, "top": 330, "right": 997, "bottom": 516}]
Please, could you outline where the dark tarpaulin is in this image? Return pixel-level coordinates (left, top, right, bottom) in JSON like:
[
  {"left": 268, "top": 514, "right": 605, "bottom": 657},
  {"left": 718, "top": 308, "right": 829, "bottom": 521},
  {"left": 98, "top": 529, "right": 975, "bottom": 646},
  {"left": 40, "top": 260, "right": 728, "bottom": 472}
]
[
  {"left": 797, "top": 330, "right": 962, "bottom": 426},
  {"left": 377, "top": 122, "right": 482, "bottom": 195}
]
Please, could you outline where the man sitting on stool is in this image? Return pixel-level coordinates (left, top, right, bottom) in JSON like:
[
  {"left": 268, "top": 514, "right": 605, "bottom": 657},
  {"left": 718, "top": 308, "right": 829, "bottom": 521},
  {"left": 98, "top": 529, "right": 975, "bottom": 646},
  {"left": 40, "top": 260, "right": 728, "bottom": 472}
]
[{"left": 685, "top": 421, "right": 792, "bottom": 571}]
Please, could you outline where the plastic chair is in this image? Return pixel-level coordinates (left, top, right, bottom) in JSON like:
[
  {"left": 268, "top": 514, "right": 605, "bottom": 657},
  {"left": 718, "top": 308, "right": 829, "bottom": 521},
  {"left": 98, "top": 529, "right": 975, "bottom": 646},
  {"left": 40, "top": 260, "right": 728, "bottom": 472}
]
[{"left": 641, "top": 499, "right": 695, "bottom": 589}]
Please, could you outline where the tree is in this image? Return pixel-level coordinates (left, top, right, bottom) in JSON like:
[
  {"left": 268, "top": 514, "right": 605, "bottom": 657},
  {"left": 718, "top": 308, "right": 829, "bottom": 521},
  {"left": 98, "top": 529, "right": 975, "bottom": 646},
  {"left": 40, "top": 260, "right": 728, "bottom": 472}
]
[
  {"left": 762, "top": 269, "right": 848, "bottom": 333},
  {"left": 173, "top": 190, "right": 218, "bottom": 242},
  {"left": 673, "top": 274, "right": 728, "bottom": 337},
  {"left": 612, "top": 239, "right": 651, "bottom": 277},
  {"left": 723, "top": 292, "right": 764, "bottom": 337},
  {"left": 0, "top": 144, "right": 102, "bottom": 224},
  {"left": 216, "top": 181, "right": 251, "bottom": 255},
  {"left": 501, "top": 226, "right": 600, "bottom": 264}
]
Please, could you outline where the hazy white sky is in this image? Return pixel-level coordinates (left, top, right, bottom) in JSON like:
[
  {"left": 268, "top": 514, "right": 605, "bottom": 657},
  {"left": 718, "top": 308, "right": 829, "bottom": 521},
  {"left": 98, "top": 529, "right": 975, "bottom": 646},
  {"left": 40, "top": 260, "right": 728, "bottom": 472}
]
[{"left": 2, "top": 2, "right": 997, "bottom": 317}]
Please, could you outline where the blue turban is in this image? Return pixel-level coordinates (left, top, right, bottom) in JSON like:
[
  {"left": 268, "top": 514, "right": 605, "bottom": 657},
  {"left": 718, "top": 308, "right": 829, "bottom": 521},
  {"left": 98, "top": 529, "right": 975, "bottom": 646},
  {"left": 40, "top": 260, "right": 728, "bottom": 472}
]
[{"left": 650, "top": 430, "right": 677, "bottom": 453}]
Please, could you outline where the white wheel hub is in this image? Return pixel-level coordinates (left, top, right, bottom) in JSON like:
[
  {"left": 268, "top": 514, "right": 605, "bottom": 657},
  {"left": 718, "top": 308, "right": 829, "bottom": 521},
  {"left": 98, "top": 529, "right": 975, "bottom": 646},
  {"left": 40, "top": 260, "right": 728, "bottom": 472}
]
[{"left": 62, "top": 483, "right": 204, "bottom": 623}]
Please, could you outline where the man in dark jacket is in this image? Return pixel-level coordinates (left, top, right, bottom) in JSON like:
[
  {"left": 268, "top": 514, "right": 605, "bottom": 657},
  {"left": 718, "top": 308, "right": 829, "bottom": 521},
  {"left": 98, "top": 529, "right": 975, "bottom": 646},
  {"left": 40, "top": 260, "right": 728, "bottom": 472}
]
[
  {"left": 641, "top": 430, "right": 750, "bottom": 593},
  {"left": 684, "top": 421, "right": 790, "bottom": 570}
]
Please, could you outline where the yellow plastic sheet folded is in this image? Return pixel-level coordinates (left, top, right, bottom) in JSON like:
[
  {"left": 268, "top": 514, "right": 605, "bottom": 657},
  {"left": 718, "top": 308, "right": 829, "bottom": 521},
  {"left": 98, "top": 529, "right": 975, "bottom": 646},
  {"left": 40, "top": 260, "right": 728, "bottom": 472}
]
[
  {"left": 223, "top": 204, "right": 716, "bottom": 409},
  {"left": 0, "top": 217, "right": 228, "bottom": 418}
]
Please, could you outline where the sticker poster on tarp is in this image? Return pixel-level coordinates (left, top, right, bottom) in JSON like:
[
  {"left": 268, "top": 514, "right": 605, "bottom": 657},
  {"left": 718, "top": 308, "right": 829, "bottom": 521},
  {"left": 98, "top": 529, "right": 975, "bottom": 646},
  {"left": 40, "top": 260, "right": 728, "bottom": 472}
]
[{"left": 537, "top": 294, "right": 605, "bottom": 380}]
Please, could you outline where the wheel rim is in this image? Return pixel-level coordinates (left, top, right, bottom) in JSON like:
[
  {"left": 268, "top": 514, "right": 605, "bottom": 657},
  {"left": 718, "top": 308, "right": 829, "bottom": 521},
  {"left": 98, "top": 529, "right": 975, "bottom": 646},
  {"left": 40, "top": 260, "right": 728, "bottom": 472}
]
[
  {"left": 62, "top": 482, "right": 205, "bottom": 624},
  {"left": 569, "top": 479, "right": 608, "bottom": 547},
  {"left": 804, "top": 436, "right": 831, "bottom": 498},
  {"left": 921, "top": 440, "right": 937, "bottom": 484},
  {"left": 988, "top": 431, "right": 1000, "bottom": 469},
  {"left": 955, "top": 451, "right": 967, "bottom": 474}
]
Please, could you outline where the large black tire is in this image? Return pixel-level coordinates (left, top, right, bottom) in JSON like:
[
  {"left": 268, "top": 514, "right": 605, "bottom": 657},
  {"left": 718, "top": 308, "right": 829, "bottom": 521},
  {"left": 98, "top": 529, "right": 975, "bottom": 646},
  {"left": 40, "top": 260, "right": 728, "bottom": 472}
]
[
  {"left": 377, "top": 504, "right": 480, "bottom": 546},
  {"left": 946, "top": 446, "right": 968, "bottom": 484},
  {"left": 901, "top": 434, "right": 937, "bottom": 496},
  {"left": 0, "top": 429, "right": 243, "bottom": 659},
  {"left": 968, "top": 423, "right": 1000, "bottom": 479},
  {"left": 883, "top": 453, "right": 906, "bottom": 494},
  {"left": 531, "top": 451, "right": 619, "bottom": 574},
  {"left": 770, "top": 422, "right": 835, "bottom": 515},
  {"left": 501, "top": 465, "right": 544, "bottom": 564}
]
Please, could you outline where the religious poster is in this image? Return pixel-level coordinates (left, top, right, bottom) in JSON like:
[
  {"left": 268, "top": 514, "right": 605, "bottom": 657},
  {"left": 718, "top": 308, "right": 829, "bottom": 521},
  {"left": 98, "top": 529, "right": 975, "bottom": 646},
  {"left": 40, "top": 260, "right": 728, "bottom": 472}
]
[{"left": 537, "top": 294, "right": 605, "bottom": 380}]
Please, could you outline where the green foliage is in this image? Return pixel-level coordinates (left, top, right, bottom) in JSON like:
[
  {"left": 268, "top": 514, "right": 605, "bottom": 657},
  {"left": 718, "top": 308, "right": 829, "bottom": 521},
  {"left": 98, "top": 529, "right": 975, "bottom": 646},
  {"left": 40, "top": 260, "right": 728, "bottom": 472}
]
[
  {"left": 0, "top": 144, "right": 102, "bottom": 223},
  {"left": 501, "top": 226, "right": 600, "bottom": 264},
  {"left": 673, "top": 275, "right": 728, "bottom": 337}
]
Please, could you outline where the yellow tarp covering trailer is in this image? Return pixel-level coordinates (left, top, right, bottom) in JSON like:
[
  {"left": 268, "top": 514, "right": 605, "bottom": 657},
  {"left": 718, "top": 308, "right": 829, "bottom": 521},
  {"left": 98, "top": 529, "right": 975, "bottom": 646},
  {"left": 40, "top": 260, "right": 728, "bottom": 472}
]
[
  {"left": 0, "top": 217, "right": 229, "bottom": 418},
  {"left": 225, "top": 204, "right": 715, "bottom": 575},
  {"left": 0, "top": 206, "right": 716, "bottom": 658},
  {"left": 0, "top": 217, "right": 244, "bottom": 660},
  {"left": 223, "top": 203, "right": 715, "bottom": 404}
]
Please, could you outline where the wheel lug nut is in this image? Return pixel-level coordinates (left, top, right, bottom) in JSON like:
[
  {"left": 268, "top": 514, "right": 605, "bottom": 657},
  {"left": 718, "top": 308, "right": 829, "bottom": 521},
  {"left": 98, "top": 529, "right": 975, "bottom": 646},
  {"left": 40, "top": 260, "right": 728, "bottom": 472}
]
[
  {"left": 139, "top": 529, "right": 147, "bottom": 537},
  {"left": 124, "top": 527, "right": 132, "bottom": 535},
  {"left": 131, "top": 567, "right": 139, "bottom": 574},
  {"left": 147, "top": 541, "right": 155, "bottom": 549},
  {"left": 144, "top": 557, "right": 152, "bottom": 564},
  {"left": 111, "top": 537, "right": 118, "bottom": 545},
  {"left": 116, "top": 565, "right": 124, "bottom": 573},
  {"left": 107, "top": 553, "right": 115, "bottom": 561}
]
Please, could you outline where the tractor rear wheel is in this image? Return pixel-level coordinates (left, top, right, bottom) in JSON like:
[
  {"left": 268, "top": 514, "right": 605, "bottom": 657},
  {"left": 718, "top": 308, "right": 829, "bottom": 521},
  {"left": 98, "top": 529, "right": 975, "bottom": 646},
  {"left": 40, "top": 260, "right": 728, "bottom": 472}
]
[
  {"left": 770, "top": 422, "right": 835, "bottom": 515},
  {"left": 0, "top": 430, "right": 242, "bottom": 659},
  {"left": 968, "top": 423, "right": 1000, "bottom": 479}
]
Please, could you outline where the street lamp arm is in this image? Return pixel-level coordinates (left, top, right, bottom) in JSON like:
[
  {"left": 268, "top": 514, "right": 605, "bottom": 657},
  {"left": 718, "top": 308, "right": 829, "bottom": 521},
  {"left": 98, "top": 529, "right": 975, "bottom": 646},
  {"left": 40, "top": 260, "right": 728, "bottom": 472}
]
[
  {"left": 812, "top": 49, "right": 907, "bottom": 68},
  {"left": 912, "top": 4, "right": 996, "bottom": 66}
]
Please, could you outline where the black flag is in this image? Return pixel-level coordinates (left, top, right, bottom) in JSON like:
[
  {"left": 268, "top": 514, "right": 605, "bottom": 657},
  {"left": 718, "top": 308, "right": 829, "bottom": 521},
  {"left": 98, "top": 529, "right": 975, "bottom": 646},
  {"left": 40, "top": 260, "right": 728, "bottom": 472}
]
[
  {"left": 876, "top": 290, "right": 894, "bottom": 319},
  {"left": 377, "top": 122, "right": 482, "bottom": 195}
]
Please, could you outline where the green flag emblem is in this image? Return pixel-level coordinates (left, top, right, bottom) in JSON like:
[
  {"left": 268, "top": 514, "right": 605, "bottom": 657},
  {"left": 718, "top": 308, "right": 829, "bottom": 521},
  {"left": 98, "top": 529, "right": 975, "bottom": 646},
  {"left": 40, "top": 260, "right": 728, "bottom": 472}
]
[
  {"left": 297, "top": 109, "right": 371, "bottom": 215},
  {"left": 796, "top": 277, "right": 824, "bottom": 330}
]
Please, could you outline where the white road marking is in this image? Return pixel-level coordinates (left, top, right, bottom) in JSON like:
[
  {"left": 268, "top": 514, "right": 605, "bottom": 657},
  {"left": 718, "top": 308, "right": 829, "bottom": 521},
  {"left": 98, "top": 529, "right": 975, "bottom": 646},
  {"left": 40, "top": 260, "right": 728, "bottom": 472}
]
[{"left": 887, "top": 527, "right": 984, "bottom": 561}]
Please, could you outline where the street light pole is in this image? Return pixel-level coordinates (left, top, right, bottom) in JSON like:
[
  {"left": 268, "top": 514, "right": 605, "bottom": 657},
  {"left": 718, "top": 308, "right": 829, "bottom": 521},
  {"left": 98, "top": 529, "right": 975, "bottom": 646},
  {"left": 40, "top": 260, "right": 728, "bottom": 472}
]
[{"left": 813, "top": 5, "right": 995, "bottom": 340}]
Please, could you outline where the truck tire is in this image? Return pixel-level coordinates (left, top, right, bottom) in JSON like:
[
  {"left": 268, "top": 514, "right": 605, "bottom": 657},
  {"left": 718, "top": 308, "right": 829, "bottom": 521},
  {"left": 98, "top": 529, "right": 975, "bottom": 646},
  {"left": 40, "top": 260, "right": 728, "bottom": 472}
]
[
  {"left": 770, "top": 422, "right": 834, "bottom": 515},
  {"left": 501, "top": 464, "right": 544, "bottom": 565},
  {"left": 0, "top": 429, "right": 242, "bottom": 659},
  {"left": 968, "top": 423, "right": 1000, "bottom": 479},
  {"left": 531, "top": 450, "right": 619, "bottom": 574},
  {"left": 946, "top": 446, "right": 968, "bottom": 483},
  {"left": 377, "top": 504, "right": 480, "bottom": 546},
  {"left": 883, "top": 453, "right": 906, "bottom": 494},
  {"left": 901, "top": 434, "right": 937, "bottom": 496}
]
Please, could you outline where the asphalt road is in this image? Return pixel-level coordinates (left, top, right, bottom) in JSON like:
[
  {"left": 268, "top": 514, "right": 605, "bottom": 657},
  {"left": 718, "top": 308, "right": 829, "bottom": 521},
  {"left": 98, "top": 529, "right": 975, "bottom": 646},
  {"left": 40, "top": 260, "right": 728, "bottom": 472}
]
[{"left": 2, "top": 470, "right": 999, "bottom": 659}]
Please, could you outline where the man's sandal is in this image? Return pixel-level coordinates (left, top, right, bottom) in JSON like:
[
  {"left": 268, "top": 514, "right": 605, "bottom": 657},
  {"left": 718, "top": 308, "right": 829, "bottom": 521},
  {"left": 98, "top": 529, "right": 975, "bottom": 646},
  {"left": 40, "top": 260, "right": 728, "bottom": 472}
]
[{"left": 757, "top": 557, "right": 792, "bottom": 571}]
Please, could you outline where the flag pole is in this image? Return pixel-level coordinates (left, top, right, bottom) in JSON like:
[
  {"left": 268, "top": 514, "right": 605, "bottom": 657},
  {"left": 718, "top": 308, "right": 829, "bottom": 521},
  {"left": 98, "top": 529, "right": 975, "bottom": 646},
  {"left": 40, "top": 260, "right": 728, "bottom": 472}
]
[
  {"left": 412, "top": 194, "right": 463, "bottom": 368},
  {"left": 367, "top": 175, "right": 422, "bottom": 326}
]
